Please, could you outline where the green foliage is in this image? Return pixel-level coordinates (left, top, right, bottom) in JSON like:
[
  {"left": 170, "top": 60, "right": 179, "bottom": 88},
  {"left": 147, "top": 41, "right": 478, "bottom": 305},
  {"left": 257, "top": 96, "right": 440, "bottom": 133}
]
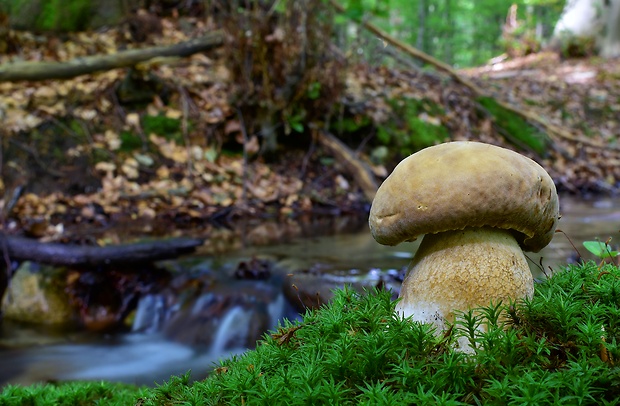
[
  {"left": 5, "top": 0, "right": 91, "bottom": 32},
  {"left": 332, "top": 114, "right": 372, "bottom": 135},
  {"left": 583, "top": 240, "right": 619, "bottom": 260},
  {"left": 477, "top": 96, "right": 550, "bottom": 156},
  {"left": 0, "top": 381, "right": 147, "bottom": 406},
  {"left": 119, "top": 131, "right": 143, "bottom": 152},
  {"left": 142, "top": 115, "right": 182, "bottom": 140},
  {"left": 140, "top": 262, "right": 620, "bottom": 405},
  {"left": 339, "top": 0, "right": 564, "bottom": 67},
  {"left": 377, "top": 97, "right": 449, "bottom": 156}
]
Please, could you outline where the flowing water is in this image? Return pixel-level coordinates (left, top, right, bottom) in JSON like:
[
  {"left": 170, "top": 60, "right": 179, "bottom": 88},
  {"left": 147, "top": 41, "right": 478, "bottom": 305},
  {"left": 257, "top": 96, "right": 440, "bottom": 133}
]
[{"left": 0, "top": 195, "right": 619, "bottom": 387}]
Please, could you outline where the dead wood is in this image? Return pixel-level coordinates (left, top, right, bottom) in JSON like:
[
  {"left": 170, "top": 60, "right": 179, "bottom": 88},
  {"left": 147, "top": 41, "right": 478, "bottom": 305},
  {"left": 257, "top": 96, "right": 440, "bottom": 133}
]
[
  {"left": 0, "top": 31, "right": 224, "bottom": 82},
  {"left": 316, "top": 130, "right": 379, "bottom": 202},
  {"left": 0, "top": 234, "right": 204, "bottom": 266}
]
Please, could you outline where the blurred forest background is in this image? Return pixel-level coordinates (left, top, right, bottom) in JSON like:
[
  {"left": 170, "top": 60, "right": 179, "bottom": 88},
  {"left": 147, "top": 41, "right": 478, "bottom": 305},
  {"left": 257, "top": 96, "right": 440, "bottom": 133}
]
[{"left": 0, "top": 0, "right": 619, "bottom": 245}]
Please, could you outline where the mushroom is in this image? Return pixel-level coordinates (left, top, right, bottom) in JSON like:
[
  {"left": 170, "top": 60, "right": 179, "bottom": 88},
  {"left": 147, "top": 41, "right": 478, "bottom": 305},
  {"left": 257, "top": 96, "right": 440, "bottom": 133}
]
[{"left": 369, "top": 141, "right": 559, "bottom": 334}]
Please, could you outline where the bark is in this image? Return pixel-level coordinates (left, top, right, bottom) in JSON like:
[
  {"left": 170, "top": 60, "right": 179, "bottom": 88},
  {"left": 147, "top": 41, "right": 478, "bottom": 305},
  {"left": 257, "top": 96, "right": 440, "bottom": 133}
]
[
  {"left": 0, "top": 234, "right": 204, "bottom": 266},
  {"left": 0, "top": 31, "right": 224, "bottom": 82}
]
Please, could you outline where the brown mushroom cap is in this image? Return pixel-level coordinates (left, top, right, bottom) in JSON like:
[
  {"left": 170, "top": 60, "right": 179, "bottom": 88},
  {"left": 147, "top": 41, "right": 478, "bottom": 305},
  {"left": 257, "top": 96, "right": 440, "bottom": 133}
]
[{"left": 369, "top": 141, "right": 559, "bottom": 252}]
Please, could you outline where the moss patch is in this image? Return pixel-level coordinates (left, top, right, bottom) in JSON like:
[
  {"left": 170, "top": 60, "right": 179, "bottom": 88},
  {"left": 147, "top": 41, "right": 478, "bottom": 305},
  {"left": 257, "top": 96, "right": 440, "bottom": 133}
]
[
  {"left": 477, "top": 96, "right": 550, "bottom": 156},
  {"left": 0, "top": 381, "right": 147, "bottom": 406}
]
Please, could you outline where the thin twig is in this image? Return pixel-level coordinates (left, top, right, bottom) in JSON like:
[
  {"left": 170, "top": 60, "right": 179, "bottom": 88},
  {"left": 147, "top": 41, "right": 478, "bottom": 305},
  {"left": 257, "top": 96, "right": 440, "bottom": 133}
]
[
  {"left": 236, "top": 107, "right": 249, "bottom": 206},
  {"left": 177, "top": 84, "right": 194, "bottom": 177},
  {"left": 8, "top": 139, "right": 65, "bottom": 177}
]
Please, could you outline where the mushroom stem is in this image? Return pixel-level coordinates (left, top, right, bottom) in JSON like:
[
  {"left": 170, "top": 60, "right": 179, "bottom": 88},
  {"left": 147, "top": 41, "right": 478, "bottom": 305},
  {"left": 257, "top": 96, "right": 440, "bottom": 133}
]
[{"left": 395, "top": 226, "right": 534, "bottom": 330}]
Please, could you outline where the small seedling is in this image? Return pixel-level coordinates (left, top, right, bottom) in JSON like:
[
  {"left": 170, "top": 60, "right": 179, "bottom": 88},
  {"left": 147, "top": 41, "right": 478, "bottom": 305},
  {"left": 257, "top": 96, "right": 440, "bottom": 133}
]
[{"left": 583, "top": 237, "right": 619, "bottom": 267}]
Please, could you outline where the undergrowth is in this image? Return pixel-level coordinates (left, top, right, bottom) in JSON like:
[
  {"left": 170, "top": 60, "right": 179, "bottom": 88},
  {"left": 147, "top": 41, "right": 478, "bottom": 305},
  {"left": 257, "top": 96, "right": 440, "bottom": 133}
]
[
  {"left": 2, "top": 262, "right": 620, "bottom": 405},
  {"left": 0, "top": 381, "right": 148, "bottom": 406}
]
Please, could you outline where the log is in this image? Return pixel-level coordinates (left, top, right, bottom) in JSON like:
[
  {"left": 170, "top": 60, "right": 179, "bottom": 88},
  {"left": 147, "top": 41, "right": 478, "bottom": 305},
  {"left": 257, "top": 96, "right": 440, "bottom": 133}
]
[
  {"left": 0, "top": 234, "right": 204, "bottom": 266},
  {"left": 0, "top": 31, "right": 224, "bottom": 82},
  {"left": 316, "top": 130, "right": 379, "bottom": 202}
]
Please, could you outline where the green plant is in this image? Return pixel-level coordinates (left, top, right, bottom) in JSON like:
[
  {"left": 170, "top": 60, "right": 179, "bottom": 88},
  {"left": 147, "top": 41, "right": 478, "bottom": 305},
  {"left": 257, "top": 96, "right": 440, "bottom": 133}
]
[
  {"left": 583, "top": 238, "right": 619, "bottom": 268},
  {"left": 583, "top": 239, "right": 619, "bottom": 260},
  {"left": 0, "top": 381, "right": 147, "bottom": 406}
]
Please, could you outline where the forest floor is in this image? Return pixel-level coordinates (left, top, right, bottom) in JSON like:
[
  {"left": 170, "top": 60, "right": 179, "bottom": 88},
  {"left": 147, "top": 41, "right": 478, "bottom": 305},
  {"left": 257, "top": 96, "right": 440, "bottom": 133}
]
[{"left": 1, "top": 12, "right": 619, "bottom": 246}]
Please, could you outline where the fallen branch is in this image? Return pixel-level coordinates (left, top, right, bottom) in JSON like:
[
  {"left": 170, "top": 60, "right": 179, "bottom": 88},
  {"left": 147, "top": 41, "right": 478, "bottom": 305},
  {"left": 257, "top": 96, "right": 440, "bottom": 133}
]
[
  {"left": 0, "top": 31, "right": 224, "bottom": 82},
  {"left": 328, "top": 0, "right": 620, "bottom": 153},
  {"left": 316, "top": 130, "right": 379, "bottom": 202},
  {"left": 328, "top": 0, "right": 484, "bottom": 95},
  {"left": 0, "top": 234, "right": 204, "bottom": 266}
]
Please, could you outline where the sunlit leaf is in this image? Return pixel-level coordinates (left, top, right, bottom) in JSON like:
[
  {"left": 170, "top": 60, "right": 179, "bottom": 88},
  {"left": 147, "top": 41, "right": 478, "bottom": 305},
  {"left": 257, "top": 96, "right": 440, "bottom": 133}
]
[{"left": 583, "top": 241, "right": 619, "bottom": 259}]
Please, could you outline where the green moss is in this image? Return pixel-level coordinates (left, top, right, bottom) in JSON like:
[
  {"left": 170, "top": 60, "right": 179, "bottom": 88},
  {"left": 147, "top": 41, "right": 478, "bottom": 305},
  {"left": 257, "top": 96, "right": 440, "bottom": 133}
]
[
  {"left": 0, "top": 381, "right": 147, "bottom": 406},
  {"left": 119, "top": 131, "right": 144, "bottom": 152},
  {"left": 332, "top": 115, "right": 372, "bottom": 134},
  {"left": 142, "top": 115, "right": 183, "bottom": 143},
  {"left": 378, "top": 97, "right": 449, "bottom": 156},
  {"left": 476, "top": 96, "right": 550, "bottom": 156},
  {"left": 3, "top": 262, "right": 620, "bottom": 405}
]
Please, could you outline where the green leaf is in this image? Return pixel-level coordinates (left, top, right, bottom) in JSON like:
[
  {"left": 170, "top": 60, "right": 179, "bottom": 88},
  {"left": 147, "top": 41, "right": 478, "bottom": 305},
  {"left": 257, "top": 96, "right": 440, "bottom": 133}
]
[
  {"left": 290, "top": 121, "right": 304, "bottom": 133},
  {"left": 307, "top": 82, "right": 321, "bottom": 100},
  {"left": 583, "top": 241, "right": 619, "bottom": 259},
  {"left": 204, "top": 147, "right": 218, "bottom": 163}
]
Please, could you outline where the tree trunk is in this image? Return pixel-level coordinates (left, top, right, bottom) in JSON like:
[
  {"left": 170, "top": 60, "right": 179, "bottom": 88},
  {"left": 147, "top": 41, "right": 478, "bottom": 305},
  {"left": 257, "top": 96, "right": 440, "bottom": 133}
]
[
  {"left": 552, "top": 0, "right": 603, "bottom": 40},
  {"left": 443, "top": 0, "right": 453, "bottom": 64},
  {"left": 551, "top": 0, "right": 620, "bottom": 57},
  {"left": 416, "top": 0, "right": 427, "bottom": 53},
  {"left": 601, "top": 0, "right": 620, "bottom": 57}
]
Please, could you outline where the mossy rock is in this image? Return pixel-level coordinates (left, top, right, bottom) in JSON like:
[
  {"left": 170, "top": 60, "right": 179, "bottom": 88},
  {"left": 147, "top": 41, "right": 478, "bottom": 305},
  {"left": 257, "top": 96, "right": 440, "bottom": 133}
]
[
  {"left": 1, "top": 262, "right": 76, "bottom": 325},
  {"left": 476, "top": 96, "right": 551, "bottom": 156}
]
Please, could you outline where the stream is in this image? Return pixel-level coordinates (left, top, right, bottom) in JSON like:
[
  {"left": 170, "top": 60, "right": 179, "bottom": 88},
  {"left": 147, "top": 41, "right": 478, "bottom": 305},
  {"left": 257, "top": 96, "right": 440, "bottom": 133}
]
[{"left": 1, "top": 195, "right": 619, "bottom": 387}]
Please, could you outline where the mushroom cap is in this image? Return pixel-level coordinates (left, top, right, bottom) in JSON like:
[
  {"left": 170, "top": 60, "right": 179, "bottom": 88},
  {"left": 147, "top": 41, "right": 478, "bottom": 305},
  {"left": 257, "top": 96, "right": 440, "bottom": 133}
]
[{"left": 369, "top": 141, "right": 559, "bottom": 252}]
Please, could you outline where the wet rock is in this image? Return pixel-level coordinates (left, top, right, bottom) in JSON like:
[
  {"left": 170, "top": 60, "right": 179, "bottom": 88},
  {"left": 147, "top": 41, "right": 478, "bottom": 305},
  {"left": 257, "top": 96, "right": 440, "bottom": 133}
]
[
  {"left": 131, "top": 256, "right": 296, "bottom": 350},
  {"left": 66, "top": 265, "right": 170, "bottom": 332},
  {"left": 234, "top": 257, "right": 271, "bottom": 280},
  {"left": 1, "top": 262, "right": 77, "bottom": 325},
  {"left": 161, "top": 279, "right": 287, "bottom": 350},
  {"left": 282, "top": 262, "right": 404, "bottom": 312}
]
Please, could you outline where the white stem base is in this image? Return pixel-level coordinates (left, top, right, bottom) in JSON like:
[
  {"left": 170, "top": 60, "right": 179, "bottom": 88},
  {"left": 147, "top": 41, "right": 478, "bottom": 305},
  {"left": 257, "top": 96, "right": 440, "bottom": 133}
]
[{"left": 395, "top": 227, "right": 533, "bottom": 332}]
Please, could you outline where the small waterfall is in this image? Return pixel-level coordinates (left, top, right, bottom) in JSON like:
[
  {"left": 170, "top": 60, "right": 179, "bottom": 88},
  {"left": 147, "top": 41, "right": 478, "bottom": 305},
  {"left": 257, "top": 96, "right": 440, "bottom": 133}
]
[
  {"left": 132, "top": 294, "right": 167, "bottom": 334},
  {"left": 209, "top": 305, "right": 252, "bottom": 355}
]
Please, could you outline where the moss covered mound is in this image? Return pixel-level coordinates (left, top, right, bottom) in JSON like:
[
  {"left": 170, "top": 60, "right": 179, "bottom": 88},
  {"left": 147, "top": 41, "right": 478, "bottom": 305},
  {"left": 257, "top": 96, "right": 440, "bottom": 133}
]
[
  {"left": 145, "top": 261, "right": 620, "bottom": 405},
  {"left": 3, "top": 262, "right": 620, "bottom": 405}
]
